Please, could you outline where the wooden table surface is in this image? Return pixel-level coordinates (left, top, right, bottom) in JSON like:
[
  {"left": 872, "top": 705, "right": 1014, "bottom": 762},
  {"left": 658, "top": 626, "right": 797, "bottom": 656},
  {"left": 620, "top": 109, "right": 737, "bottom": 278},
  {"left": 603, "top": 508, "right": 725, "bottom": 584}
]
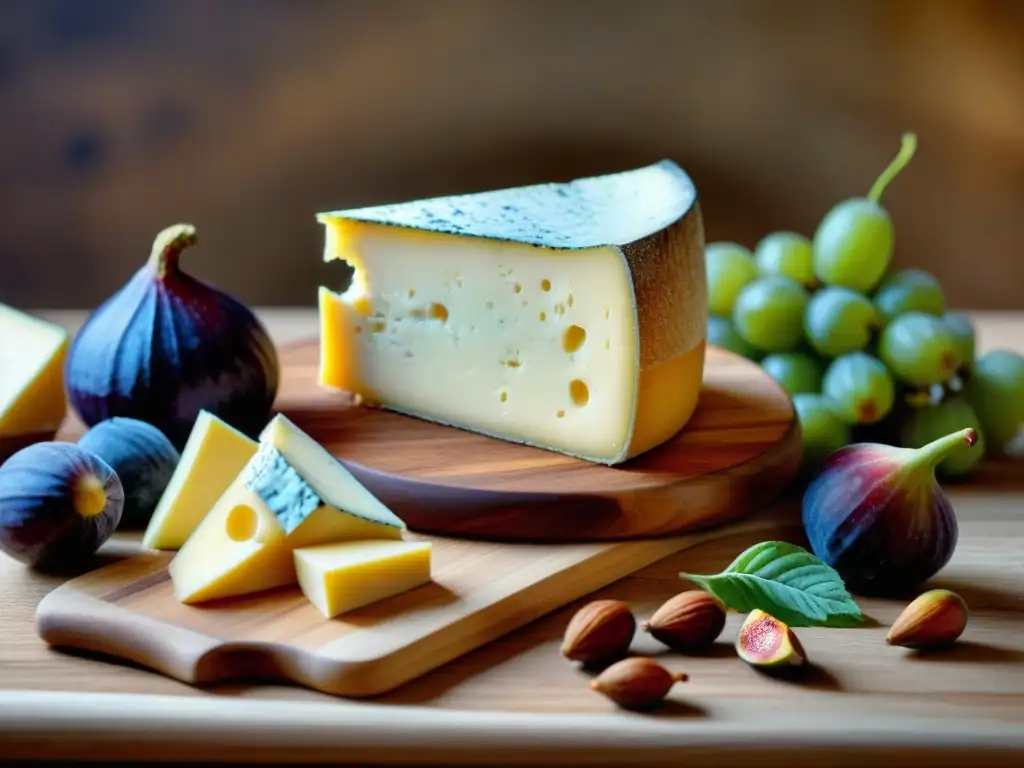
[{"left": 1, "top": 308, "right": 1022, "bottom": 767}]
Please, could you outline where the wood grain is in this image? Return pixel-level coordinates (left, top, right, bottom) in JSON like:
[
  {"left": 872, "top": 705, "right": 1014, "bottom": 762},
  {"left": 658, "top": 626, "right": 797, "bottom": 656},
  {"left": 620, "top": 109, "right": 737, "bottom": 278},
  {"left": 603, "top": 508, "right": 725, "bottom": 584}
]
[
  {"left": 268, "top": 340, "right": 801, "bottom": 541},
  {"left": 3, "top": 309, "right": 1023, "bottom": 765}
]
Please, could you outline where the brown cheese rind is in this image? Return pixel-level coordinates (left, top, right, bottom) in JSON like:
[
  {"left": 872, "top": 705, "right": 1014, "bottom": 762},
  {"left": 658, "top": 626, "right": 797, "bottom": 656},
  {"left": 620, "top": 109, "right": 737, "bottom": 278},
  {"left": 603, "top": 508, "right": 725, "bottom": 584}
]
[{"left": 623, "top": 202, "right": 706, "bottom": 369}]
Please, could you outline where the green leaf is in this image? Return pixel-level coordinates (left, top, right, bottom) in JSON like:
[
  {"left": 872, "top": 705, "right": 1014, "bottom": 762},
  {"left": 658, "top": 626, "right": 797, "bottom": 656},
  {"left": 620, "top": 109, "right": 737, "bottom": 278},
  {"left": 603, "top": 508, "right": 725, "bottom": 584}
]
[{"left": 680, "top": 541, "right": 864, "bottom": 628}]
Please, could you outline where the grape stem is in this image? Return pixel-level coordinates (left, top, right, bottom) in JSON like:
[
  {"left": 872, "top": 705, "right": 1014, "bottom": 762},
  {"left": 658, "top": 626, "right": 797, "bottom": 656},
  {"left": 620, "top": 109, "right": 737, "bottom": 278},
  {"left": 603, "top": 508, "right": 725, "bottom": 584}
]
[
  {"left": 868, "top": 132, "right": 918, "bottom": 203},
  {"left": 907, "top": 427, "right": 978, "bottom": 471}
]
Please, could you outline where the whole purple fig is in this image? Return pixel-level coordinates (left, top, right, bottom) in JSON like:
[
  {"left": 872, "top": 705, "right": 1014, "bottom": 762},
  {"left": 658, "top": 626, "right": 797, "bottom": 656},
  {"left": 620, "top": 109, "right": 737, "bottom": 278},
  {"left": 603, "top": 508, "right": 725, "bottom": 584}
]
[
  {"left": 801, "top": 427, "right": 977, "bottom": 596},
  {"left": 0, "top": 441, "right": 123, "bottom": 569},
  {"left": 64, "top": 224, "right": 280, "bottom": 450}
]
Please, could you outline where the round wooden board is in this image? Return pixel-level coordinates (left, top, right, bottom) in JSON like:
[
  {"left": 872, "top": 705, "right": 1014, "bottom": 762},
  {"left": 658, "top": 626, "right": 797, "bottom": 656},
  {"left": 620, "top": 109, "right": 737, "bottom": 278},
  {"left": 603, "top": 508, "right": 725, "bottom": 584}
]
[{"left": 272, "top": 338, "right": 802, "bottom": 542}]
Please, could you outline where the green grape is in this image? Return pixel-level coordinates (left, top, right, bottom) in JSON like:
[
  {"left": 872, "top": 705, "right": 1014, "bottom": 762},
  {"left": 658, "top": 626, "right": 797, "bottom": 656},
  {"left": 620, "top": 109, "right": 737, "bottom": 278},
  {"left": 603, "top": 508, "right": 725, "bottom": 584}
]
[
  {"left": 707, "top": 315, "right": 760, "bottom": 360},
  {"left": 878, "top": 311, "right": 961, "bottom": 387},
  {"left": 812, "top": 133, "right": 917, "bottom": 293},
  {"left": 900, "top": 396, "right": 986, "bottom": 480},
  {"left": 873, "top": 268, "right": 946, "bottom": 323},
  {"left": 939, "top": 312, "right": 976, "bottom": 371},
  {"left": 963, "top": 349, "right": 1024, "bottom": 453},
  {"left": 803, "top": 286, "right": 878, "bottom": 358},
  {"left": 761, "top": 352, "right": 823, "bottom": 395},
  {"left": 792, "top": 393, "right": 851, "bottom": 473},
  {"left": 754, "top": 232, "right": 815, "bottom": 288},
  {"left": 731, "top": 275, "right": 809, "bottom": 353},
  {"left": 821, "top": 352, "right": 895, "bottom": 424},
  {"left": 706, "top": 242, "right": 759, "bottom": 315}
]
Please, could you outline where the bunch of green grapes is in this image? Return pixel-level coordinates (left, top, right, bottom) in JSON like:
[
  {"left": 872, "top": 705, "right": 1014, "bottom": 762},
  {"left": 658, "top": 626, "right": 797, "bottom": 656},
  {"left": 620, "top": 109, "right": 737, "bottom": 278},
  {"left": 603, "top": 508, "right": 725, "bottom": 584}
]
[{"left": 704, "top": 132, "right": 1024, "bottom": 479}]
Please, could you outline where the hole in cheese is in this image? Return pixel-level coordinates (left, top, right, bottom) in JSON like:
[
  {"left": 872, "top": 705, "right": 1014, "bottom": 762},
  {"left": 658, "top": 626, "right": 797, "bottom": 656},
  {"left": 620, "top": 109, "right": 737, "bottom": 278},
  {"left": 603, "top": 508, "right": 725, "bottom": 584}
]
[
  {"left": 486, "top": 301, "right": 495, "bottom": 310},
  {"left": 225, "top": 504, "right": 258, "bottom": 542},
  {"left": 541, "top": 279, "right": 551, "bottom": 292},
  {"left": 429, "top": 303, "right": 449, "bottom": 322},
  {"left": 557, "top": 410, "right": 565, "bottom": 418},
  {"left": 352, "top": 297, "right": 373, "bottom": 317},
  {"left": 500, "top": 391, "right": 508, "bottom": 403},
  {"left": 568, "top": 294, "right": 574, "bottom": 307},
  {"left": 562, "top": 325, "right": 586, "bottom": 353},
  {"left": 504, "top": 359, "right": 521, "bottom": 368},
  {"left": 408, "top": 289, "right": 416, "bottom": 298},
  {"left": 513, "top": 283, "right": 522, "bottom": 294},
  {"left": 371, "top": 321, "right": 386, "bottom": 333},
  {"left": 604, "top": 309, "right": 610, "bottom": 319},
  {"left": 539, "top": 311, "right": 547, "bottom": 322},
  {"left": 569, "top": 379, "right": 589, "bottom": 407}
]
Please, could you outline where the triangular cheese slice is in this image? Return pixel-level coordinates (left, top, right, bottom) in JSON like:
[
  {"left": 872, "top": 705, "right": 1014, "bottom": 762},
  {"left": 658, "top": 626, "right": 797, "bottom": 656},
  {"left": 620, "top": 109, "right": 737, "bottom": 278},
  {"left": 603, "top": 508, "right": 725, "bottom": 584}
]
[
  {"left": 143, "top": 411, "right": 258, "bottom": 550},
  {"left": 169, "top": 414, "right": 404, "bottom": 604}
]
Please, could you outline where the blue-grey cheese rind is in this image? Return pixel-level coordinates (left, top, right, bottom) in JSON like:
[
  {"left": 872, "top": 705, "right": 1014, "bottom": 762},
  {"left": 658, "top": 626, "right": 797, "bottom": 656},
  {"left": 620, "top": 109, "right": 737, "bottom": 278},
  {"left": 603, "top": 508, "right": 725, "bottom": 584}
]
[
  {"left": 317, "top": 160, "right": 696, "bottom": 251},
  {"left": 244, "top": 444, "right": 322, "bottom": 535}
]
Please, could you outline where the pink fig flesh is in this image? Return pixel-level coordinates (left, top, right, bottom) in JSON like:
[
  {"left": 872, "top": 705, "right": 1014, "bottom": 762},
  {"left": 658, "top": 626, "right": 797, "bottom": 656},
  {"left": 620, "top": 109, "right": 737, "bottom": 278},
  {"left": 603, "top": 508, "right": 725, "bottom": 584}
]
[{"left": 736, "top": 610, "right": 806, "bottom": 668}]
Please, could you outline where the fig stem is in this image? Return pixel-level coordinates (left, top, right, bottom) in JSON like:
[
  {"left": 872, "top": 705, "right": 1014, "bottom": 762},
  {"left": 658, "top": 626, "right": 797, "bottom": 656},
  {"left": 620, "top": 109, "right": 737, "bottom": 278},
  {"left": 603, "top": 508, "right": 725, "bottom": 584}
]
[
  {"left": 868, "top": 132, "right": 917, "bottom": 203},
  {"left": 148, "top": 223, "right": 197, "bottom": 278},
  {"left": 908, "top": 427, "right": 978, "bottom": 471}
]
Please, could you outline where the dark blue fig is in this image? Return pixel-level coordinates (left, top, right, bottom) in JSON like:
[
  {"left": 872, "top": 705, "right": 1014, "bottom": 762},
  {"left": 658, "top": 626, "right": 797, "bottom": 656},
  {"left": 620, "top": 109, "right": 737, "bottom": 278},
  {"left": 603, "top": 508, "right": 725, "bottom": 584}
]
[
  {"left": 77, "top": 417, "right": 180, "bottom": 528},
  {"left": 64, "top": 224, "right": 280, "bottom": 450},
  {"left": 0, "top": 441, "right": 123, "bottom": 568}
]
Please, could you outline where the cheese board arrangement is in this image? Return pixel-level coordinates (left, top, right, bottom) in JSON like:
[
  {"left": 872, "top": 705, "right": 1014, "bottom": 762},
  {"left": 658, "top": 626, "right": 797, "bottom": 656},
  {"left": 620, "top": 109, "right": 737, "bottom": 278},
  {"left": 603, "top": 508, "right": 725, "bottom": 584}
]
[{"left": 1, "top": 135, "right": 1023, "bottom": 705}]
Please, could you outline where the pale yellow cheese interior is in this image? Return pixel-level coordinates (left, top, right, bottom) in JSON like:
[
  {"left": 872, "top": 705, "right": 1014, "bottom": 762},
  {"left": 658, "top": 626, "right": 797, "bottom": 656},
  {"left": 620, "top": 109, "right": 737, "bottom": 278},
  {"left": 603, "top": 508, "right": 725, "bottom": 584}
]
[
  {"left": 318, "top": 221, "right": 694, "bottom": 463},
  {"left": 0, "top": 304, "right": 69, "bottom": 438},
  {"left": 168, "top": 480, "right": 294, "bottom": 603},
  {"left": 143, "top": 410, "right": 258, "bottom": 551},
  {"left": 293, "top": 539, "right": 432, "bottom": 618}
]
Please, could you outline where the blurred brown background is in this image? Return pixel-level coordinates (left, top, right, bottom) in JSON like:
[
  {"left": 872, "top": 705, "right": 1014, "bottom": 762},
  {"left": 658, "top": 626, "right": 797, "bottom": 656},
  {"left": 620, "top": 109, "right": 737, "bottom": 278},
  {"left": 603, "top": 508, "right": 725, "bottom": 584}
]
[{"left": 1, "top": 0, "right": 1022, "bottom": 311}]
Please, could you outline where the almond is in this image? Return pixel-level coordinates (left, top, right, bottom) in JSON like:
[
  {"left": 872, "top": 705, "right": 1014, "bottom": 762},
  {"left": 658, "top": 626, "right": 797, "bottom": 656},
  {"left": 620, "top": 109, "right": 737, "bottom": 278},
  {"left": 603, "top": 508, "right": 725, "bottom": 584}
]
[
  {"left": 561, "top": 599, "right": 635, "bottom": 663},
  {"left": 886, "top": 588, "right": 968, "bottom": 649},
  {"left": 642, "top": 590, "right": 726, "bottom": 649},
  {"left": 589, "top": 657, "right": 687, "bottom": 709}
]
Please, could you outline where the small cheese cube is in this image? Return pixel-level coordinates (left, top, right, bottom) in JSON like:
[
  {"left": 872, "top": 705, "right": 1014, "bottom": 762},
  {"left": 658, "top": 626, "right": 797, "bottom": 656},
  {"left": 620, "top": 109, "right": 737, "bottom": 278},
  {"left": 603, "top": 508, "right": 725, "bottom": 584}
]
[
  {"left": 143, "top": 411, "right": 258, "bottom": 551},
  {"left": 293, "top": 539, "right": 432, "bottom": 618},
  {"left": 168, "top": 414, "right": 405, "bottom": 604},
  {"left": 316, "top": 160, "right": 707, "bottom": 465}
]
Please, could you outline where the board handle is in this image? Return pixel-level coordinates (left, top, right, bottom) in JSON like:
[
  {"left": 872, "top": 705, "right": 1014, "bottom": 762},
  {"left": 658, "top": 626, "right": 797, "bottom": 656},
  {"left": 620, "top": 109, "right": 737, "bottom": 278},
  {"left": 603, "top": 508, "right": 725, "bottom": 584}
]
[
  {"left": 35, "top": 588, "right": 228, "bottom": 683},
  {"left": 34, "top": 588, "right": 390, "bottom": 696}
]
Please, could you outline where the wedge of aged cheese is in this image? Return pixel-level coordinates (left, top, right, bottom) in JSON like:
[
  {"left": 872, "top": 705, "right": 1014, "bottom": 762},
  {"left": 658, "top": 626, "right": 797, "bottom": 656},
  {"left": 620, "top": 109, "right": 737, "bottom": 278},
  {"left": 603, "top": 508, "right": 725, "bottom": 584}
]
[
  {"left": 293, "top": 539, "right": 432, "bottom": 618},
  {"left": 0, "top": 304, "right": 69, "bottom": 459},
  {"left": 168, "top": 414, "right": 405, "bottom": 604},
  {"left": 143, "top": 411, "right": 258, "bottom": 550},
  {"left": 317, "top": 160, "right": 707, "bottom": 464}
]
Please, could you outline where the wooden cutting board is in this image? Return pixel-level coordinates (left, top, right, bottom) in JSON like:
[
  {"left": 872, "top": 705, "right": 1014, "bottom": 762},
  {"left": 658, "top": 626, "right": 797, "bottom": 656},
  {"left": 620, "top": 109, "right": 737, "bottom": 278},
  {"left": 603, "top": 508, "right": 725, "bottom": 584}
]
[{"left": 35, "top": 341, "right": 800, "bottom": 698}]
